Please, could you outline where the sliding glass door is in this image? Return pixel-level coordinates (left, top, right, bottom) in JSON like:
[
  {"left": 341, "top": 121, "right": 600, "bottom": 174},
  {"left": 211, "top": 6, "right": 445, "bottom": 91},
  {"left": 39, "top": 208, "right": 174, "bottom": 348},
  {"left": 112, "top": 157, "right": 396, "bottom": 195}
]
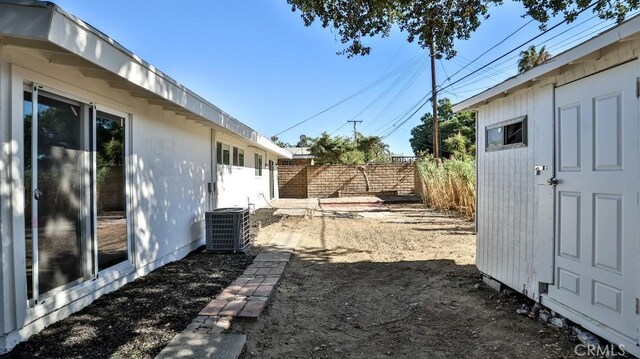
[{"left": 23, "top": 86, "right": 129, "bottom": 304}]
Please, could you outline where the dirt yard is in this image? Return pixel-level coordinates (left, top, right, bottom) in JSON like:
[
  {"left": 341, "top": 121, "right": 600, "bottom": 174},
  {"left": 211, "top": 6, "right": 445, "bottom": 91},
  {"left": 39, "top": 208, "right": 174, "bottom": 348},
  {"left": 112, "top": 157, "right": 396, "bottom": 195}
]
[{"left": 233, "top": 204, "right": 581, "bottom": 358}]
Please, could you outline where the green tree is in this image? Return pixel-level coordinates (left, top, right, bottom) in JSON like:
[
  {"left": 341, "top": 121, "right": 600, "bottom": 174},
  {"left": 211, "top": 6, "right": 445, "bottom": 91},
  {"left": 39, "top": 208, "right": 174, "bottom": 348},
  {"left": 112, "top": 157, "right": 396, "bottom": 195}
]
[
  {"left": 444, "top": 132, "right": 474, "bottom": 160},
  {"left": 518, "top": 45, "right": 551, "bottom": 73},
  {"left": 519, "top": 0, "right": 637, "bottom": 25},
  {"left": 295, "top": 135, "right": 313, "bottom": 147},
  {"left": 308, "top": 132, "right": 390, "bottom": 164},
  {"left": 410, "top": 98, "right": 475, "bottom": 158},
  {"left": 286, "top": 0, "right": 636, "bottom": 158},
  {"left": 287, "top": 0, "right": 496, "bottom": 159},
  {"left": 357, "top": 134, "right": 391, "bottom": 163},
  {"left": 309, "top": 132, "right": 353, "bottom": 164},
  {"left": 270, "top": 135, "right": 292, "bottom": 148}
]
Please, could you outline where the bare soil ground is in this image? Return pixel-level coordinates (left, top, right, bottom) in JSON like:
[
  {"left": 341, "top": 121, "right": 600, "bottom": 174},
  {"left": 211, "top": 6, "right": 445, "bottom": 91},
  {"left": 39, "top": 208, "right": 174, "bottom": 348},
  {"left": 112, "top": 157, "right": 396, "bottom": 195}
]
[{"left": 232, "top": 204, "right": 581, "bottom": 358}]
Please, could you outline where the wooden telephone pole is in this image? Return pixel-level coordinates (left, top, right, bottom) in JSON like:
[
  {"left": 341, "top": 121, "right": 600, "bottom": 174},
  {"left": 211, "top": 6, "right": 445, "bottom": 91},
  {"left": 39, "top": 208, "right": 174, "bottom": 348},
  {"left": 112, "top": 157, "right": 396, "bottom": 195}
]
[
  {"left": 347, "top": 120, "right": 363, "bottom": 142},
  {"left": 429, "top": 39, "right": 439, "bottom": 159}
]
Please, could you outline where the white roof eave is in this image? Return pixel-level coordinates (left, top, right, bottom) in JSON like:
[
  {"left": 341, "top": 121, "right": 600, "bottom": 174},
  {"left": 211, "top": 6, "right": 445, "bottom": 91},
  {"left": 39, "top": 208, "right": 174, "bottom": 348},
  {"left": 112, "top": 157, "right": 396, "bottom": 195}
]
[
  {"left": 452, "top": 14, "right": 640, "bottom": 112},
  {"left": 0, "top": 0, "right": 291, "bottom": 159}
]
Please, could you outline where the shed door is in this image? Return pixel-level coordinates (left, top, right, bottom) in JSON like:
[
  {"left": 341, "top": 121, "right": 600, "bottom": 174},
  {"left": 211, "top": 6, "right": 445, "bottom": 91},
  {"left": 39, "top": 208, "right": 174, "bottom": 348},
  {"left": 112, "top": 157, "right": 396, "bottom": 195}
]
[{"left": 549, "top": 60, "right": 639, "bottom": 340}]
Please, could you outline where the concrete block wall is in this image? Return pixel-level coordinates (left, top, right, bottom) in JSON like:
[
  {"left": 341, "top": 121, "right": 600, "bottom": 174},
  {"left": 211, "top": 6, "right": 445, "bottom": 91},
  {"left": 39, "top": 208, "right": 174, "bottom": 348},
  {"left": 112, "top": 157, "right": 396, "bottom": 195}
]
[
  {"left": 279, "top": 163, "right": 417, "bottom": 198},
  {"left": 278, "top": 165, "right": 307, "bottom": 198}
]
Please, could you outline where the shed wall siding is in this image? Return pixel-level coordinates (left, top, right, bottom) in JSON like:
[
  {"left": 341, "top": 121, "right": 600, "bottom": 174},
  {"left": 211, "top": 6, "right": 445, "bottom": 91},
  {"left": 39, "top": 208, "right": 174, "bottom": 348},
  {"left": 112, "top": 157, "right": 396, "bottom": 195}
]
[
  {"left": 475, "top": 37, "right": 640, "bottom": 302},
  {"left": 476, "top": 87, "right": 543, "bottom": 300}
]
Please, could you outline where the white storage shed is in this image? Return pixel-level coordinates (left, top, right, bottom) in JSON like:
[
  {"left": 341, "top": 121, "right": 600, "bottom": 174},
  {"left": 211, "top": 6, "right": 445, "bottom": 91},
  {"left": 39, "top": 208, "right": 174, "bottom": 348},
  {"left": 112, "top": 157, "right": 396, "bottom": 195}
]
[
  {"left": 0, "top": 0, "right": 291, "bottom": 352},
  {"left": 454, "top": 15, "right": 640, "bottom": 355}
]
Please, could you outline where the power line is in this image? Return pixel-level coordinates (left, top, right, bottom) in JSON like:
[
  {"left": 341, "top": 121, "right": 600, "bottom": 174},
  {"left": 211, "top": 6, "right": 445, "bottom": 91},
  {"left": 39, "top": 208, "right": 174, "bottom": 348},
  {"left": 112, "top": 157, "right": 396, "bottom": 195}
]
[
  {"left": 445, "top": 10, "right": 636, "bottom": 97},
  {"left": 329, "top": 121, "right": 349, "bottom": 135},
  {"left": 273, "top": 55, "right": 422, "bottom": 136},
  {"left": 375, "top": 5, "right": 600, "bottom": 141},
  {"left": 442, "top": 19, "right": 534, "bottom": 85},
  {"left": 363, "top": 59, "right": 429, "bottom": 129},
  {"left": 346, "top": 57, "right": 428, "bottom": 125},
  {"left": 444, "top": 9, "right": 630, "bottom": 96}
]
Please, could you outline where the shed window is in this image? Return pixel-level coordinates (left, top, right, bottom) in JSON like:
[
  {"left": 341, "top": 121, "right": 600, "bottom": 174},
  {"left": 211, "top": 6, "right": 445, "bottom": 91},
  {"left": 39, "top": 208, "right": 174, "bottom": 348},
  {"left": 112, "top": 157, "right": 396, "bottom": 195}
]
[
  {"left": 485, "top": 116, "right": 527, "bottom": 151},
  {"left": 233, "top": 147, "right": 244, "bottom": 166}
]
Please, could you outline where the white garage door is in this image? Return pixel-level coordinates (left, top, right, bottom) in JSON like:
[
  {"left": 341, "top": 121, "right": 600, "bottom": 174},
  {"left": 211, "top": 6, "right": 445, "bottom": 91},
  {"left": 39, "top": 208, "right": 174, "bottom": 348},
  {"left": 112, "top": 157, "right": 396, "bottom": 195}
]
[{"left": 549, "top": 60, "right": 639, "bottom": 340}]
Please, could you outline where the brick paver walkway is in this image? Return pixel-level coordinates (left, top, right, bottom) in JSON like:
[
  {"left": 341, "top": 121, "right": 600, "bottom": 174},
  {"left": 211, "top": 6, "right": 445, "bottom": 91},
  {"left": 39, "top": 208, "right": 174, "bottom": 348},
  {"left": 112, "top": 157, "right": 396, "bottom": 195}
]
[{"left": 183, "top": 233, "right": 299, "bottom": 334}]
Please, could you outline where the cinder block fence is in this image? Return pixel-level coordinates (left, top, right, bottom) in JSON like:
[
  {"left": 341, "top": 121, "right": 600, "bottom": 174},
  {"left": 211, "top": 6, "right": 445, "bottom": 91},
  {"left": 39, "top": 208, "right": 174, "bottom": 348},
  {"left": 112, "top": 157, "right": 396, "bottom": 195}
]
[{"left": 278, "top": 163, "right": 420, "bottom": 198}]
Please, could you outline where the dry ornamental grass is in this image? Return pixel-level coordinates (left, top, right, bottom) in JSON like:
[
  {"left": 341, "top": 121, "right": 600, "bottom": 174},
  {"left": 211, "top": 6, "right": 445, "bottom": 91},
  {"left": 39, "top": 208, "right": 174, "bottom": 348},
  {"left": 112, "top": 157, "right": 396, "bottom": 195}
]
[{"left": 417, "top": 157, "right": 476, "bottom": 220}]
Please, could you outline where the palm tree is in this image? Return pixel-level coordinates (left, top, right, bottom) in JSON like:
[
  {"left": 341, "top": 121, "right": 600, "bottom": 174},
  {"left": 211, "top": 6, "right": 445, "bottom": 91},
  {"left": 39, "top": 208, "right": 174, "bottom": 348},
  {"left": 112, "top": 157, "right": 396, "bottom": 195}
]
[{"left": 518, "top": 45, "right": 551, "bottom": 73}]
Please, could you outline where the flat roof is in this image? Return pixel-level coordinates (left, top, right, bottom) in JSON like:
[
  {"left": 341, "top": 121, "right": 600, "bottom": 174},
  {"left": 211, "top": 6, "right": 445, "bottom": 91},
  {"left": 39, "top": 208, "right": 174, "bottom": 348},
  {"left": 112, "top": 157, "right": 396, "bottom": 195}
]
[
  {"left": 452, "top": 14, "right": 640, "bottom": 112},
  {"left": 0, "top": 0, "right": 292, "bottom": 158}
]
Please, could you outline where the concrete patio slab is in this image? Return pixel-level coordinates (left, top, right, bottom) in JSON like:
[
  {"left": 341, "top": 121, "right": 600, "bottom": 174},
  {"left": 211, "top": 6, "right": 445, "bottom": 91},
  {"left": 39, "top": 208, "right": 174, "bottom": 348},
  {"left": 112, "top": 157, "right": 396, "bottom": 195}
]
[
  {"left": 273, "top": 208, "right": 308, "bottom": 217},
  {"left": 155, "top": 333, "right": 246, "bottom": 359},
  {"left": 253, "top": 250, "right": 291, "bottom": 262},
  {"left": 318, "top": 202, "right": 389, "bottom": 212},
  {"left": 267, "top": 232, "right": 302, "bottom": 251},
  {"left": 319, "top": 196, "right": 383, "bottom": 204},
  {"left": 271, "top": 198, "right": 319, "bottom": 210}
]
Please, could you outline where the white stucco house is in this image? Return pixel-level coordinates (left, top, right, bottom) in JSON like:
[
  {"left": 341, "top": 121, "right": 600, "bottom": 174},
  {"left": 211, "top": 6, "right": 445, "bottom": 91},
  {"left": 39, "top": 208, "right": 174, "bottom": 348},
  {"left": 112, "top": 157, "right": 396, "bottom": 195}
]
[
  {"left": 454, "top": 15, "right": 640, "bottom": 356},
  {"left": 0, "top": 0, "right": 290, "bottom": 352}
]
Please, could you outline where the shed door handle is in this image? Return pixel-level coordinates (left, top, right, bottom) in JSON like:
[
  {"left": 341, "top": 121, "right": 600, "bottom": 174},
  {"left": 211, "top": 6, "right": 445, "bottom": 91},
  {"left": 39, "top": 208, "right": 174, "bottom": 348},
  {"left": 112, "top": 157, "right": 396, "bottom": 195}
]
[
  {"left": 547, "top": 177, "right": 558, "bottom": 186},
  {"left": 34, "top": 188, "right": 43, "bottom": 200}
]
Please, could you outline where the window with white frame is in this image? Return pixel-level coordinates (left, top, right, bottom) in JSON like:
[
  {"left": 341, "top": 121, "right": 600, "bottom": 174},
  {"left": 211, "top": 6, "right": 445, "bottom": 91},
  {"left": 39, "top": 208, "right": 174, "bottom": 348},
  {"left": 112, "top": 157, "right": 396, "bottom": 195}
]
[
  {"left": 255, "top": 153, "right": 263, "bottom": 176},
  {"left": 233, "top": 146, "right": 244, "bottom": 166},
  {"left": 216, "top": 142, "right": 230, "bottom": 165},
  {"left": 485, "top": 116, "right": 527, "bottom": 151}
]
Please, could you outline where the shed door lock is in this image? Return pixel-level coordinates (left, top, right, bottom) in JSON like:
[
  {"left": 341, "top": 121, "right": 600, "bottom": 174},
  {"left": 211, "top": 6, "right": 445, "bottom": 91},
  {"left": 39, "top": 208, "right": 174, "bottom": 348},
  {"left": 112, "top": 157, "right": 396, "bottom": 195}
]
[{"left": 534, "top": 165, "right": 547, "bottom": 175}]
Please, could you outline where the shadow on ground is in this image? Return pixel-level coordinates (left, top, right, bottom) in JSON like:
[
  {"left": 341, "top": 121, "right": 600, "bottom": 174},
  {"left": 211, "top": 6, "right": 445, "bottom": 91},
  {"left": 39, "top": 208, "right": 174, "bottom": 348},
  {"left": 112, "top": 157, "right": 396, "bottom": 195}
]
[
  {"left": 231, "top": 206, "right": 580, "bottom": 359},
  {"left": 3, "top": 251, "right": 252, "bottom": 359}
]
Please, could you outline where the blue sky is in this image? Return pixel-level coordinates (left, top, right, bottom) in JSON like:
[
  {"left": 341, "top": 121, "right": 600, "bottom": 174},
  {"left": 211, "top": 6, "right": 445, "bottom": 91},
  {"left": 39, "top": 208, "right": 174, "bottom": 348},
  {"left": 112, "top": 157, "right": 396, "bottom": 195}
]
[{"left": 52, "top": 0, "right": 631, "bottom": 155}]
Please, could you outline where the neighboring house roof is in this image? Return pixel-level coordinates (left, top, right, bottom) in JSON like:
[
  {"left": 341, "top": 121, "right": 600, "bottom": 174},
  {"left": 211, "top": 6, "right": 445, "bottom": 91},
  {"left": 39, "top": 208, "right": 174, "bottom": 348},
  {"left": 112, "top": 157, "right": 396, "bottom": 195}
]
[
  {"left": 284, "top": 147, "right": 315, "bottom": 159},
  {"left": 453, "top": 14, "right": 640, "bottom": 112},
  {"left": 0, "top": 0, "right": 292, "bottom": 159}
]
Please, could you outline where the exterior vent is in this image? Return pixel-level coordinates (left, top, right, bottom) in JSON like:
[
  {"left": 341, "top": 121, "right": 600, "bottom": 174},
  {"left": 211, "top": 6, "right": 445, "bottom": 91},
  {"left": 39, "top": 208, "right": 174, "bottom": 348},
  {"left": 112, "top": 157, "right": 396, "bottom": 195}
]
[{"left": 205, "top": 208, "right": 251, "bottom": 253}]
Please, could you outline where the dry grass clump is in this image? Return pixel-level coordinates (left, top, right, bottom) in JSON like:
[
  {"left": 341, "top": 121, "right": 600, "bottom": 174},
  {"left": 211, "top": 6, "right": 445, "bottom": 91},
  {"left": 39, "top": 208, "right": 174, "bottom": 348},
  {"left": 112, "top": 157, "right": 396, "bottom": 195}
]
[{"left": 417, "top": 156, "right": 475, "bottom": 220}]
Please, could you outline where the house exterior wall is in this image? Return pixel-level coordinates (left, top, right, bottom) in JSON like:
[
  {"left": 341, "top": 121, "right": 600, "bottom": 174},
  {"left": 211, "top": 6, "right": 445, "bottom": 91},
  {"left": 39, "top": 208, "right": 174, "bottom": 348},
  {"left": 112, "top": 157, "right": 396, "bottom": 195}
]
[
  {"left": 0, "top": 44, "right": 282, "bottom": 352},
  {"left": 0, "top": 46, "right": 8, "bottom": 343},
  {"left": 214, "top": 130, "right": 278, "bottom": 209}
]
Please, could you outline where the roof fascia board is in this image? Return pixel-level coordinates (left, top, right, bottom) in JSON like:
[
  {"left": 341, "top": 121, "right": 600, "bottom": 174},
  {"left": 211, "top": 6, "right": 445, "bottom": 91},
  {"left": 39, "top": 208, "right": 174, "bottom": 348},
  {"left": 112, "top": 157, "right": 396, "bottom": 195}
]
[
  {"left": 24, "top": 2, "right": 290, "bottom": 157},
  {"left": 452, "top": 15, "right": 640, "bottom": 112},
  {"left": 0, "top": 1, "right": 52, "bottom": 41}
]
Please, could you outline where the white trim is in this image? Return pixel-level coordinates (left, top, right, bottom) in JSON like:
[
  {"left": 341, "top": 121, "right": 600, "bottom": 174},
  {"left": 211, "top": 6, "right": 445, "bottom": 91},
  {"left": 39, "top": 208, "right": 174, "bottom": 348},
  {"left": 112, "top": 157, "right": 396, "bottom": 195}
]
[
  {"left": 453, "top": 14, "right": 640, "bottom": 112},
  {"left": 93, "top": 104, "right": 134, "bottom": 274},
  {"left": 0, "top": 1, "right": 291, "bottom": 158},
  {"left": 1, "top": 237, "right": 204, "bottom": 354}
]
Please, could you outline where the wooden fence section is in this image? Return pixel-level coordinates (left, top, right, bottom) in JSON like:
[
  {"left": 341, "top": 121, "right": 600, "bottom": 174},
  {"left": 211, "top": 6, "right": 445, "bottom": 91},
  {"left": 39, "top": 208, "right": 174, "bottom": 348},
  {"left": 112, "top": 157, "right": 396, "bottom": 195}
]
[{"left": 278, "top": 163, "right": 419, "bottom": 198}]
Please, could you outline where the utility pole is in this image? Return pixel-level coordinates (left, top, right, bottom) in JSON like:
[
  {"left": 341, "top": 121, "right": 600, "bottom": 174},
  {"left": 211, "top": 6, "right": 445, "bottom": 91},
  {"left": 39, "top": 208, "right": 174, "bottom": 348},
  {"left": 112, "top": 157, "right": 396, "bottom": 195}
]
[
  {"left": 347, "top": 120, "right": 363, "bottom": 142},
  {"left": 429, "top": 39, "right": 439, "bottom": 159}
]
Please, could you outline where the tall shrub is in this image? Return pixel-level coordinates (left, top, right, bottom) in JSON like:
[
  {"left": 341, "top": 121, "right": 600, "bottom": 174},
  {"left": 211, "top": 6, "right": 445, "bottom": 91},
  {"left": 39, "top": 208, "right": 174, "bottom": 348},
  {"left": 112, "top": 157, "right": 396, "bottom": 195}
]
[{"left": 417, "top": 155, "right": 475, "bottom": 220}]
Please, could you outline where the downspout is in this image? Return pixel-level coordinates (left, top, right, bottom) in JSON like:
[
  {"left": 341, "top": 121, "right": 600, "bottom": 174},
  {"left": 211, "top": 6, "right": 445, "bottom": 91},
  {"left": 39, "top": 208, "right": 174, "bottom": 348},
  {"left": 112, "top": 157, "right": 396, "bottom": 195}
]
[{"left": 210, "top": 129, "right": 217, "bottom": 210}]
